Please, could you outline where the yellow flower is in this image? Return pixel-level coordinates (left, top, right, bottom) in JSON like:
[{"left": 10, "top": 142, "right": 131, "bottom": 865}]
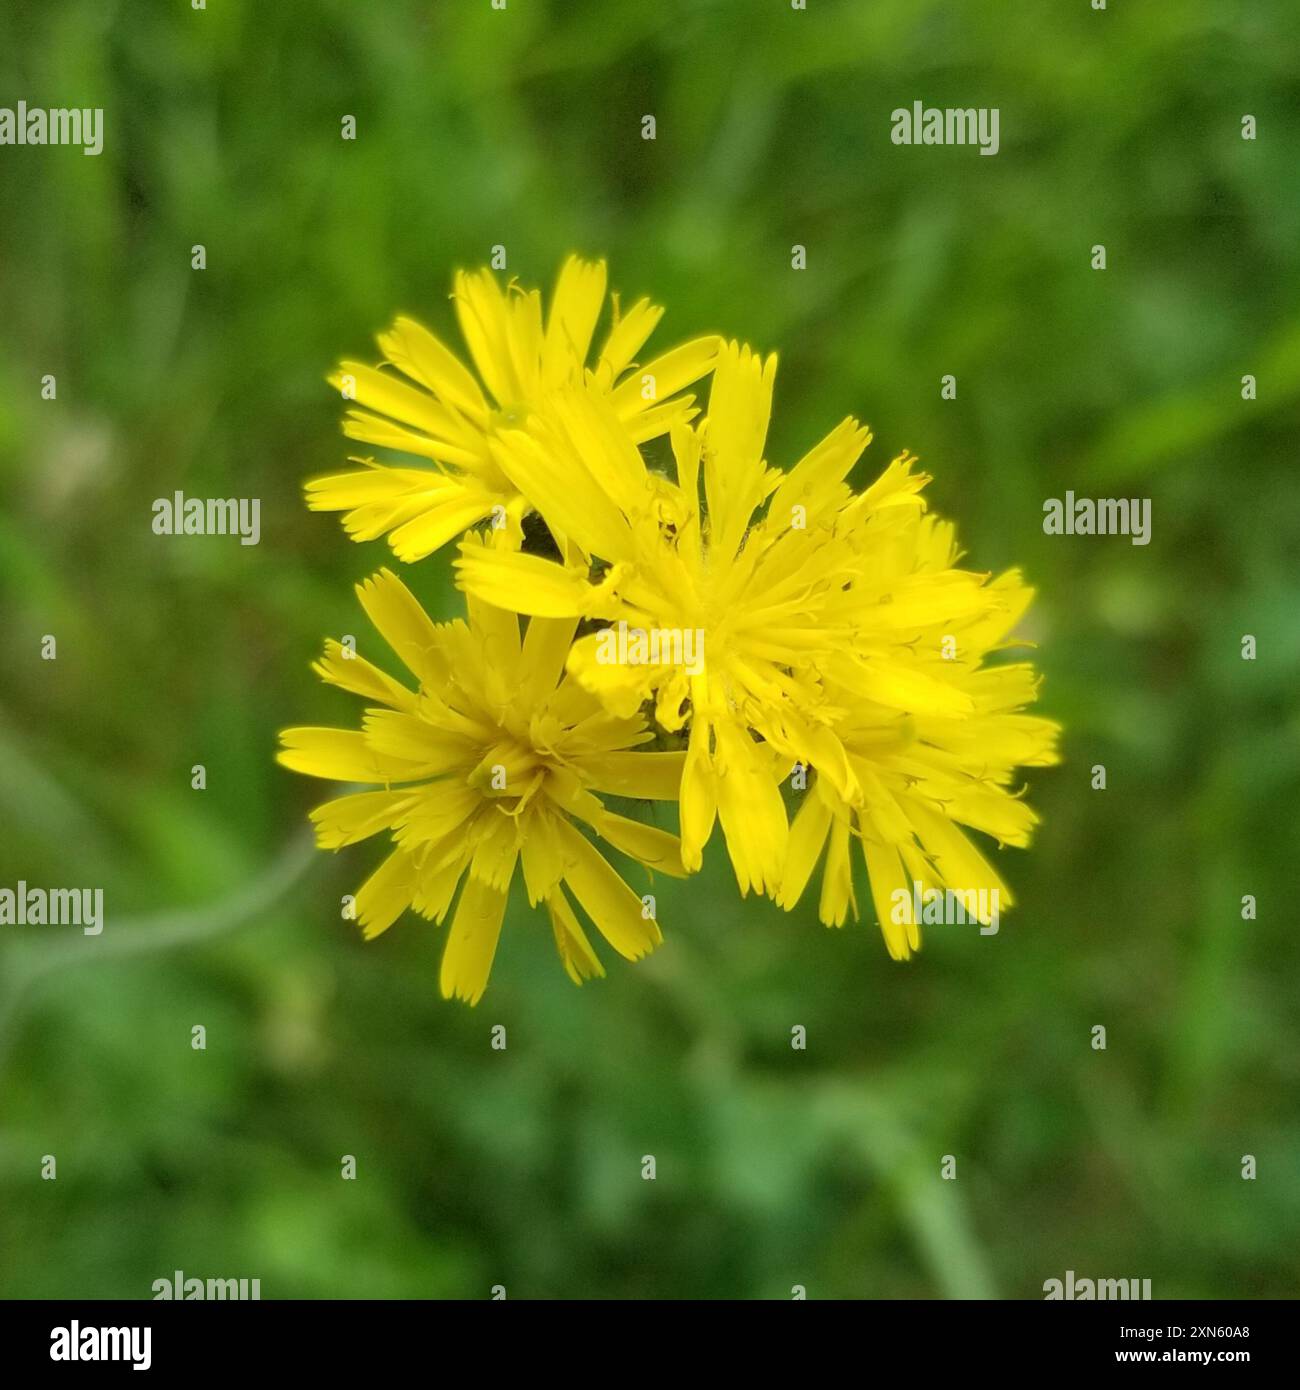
[
  {"left": 455, "top": 341, "right": 887, "bottom": 893},
  {"left": 454, "top": 339, "right": 1059, "bottom": 946},
  {"left": 276, "top": 550, "right": 686, "bottom": 1004},
  {"left": 305, "top": 256, "right": 719, "bottom": 562},
  {"left": 777, "top": 511, "right": 1061, "bottom": 958},
  {"left": 293, "top": 256, "right": 1061, "bottom": 982}
]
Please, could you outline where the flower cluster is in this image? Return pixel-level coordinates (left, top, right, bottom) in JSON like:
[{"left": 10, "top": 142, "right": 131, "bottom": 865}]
[{"left": 280, "top": 257, "right": 1059, "bottom": 1001}]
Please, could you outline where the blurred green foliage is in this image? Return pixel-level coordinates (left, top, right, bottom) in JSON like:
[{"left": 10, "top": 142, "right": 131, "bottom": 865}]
[{"left": 2, "top": 0, "right": 1299, "bottom": 1299}]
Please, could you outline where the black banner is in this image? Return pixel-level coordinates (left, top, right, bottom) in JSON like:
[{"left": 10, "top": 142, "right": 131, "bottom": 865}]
[{"left": 3, "top": 1299, "right": 1279, "bottom": 1374}]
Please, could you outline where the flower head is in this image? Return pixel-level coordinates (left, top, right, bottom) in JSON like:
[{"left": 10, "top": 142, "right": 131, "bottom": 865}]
[
  {"left": 777, "top": 510, "right": 1061, "bottom": 956},
  {"left": 455, "top": 338, "right": 1060, "bottom": 954},
  {"left": 277, "top": 548, "right": 685, "bottom": 1003},
  {"left": 305, "top": 256, "right": 719, "bottom": 562},
  {"left": 288, "top": 256, "right": 1060, "bottom": 983}
]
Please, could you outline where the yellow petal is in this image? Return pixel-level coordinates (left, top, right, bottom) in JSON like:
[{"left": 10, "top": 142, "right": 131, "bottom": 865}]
[
  {"left": 462, "top": 534, "right": 523, "bottom": 674},
  {"left": 835, "top": 657, "right": 976, "bottom": 718},
  {"left": 702, "top": 342, "right": 777, "bottom": 558},
  {"left": 714, "top": 721, "right": 788, "bottom": 897},
  {"left": 622, "top": 397, "right": 699, "bottom": 445},
  {"left": 520, "top": 807, "right": 565, "bottom": 905},
  {"left": 553, "top": 818, "right": 663, "bottom": 961},
  {"left": 362, "top": 709, "right": 473, "bottom": 770},
  {"left": 277, "top": 727, "right": 426, "bottom": 782},
  {"left": 818, "top": 813, "right": 858, "bottom": 928},
  {"left": 391, "top": 782, "right": 480, "bottom": 850},
  {"left": 609, "top": 335, "right": 720, "bottom": 419},
  {"left": 909, "top": 801, "right": 1013, "bottom": 913},
  {"left": 768, "top": 417, "right": 871, "bottom": 528},
  {"left": 304, "top": 464, "right": 457, "bottom": 514},
  {"left": 862, "top": 837, "right": 913, "bottom": 959},
  {"left": 452, "top": 266, "right": 519, "bottom": 407},
  {"left": 580, "top": 750, "right": 685, "bottom": 801},
  {"left": 376, "top": 315, "right": 489, "bottom": 423},
  {"left": 310, "top": 790, "right": 413, "bottom": 849},
  {"left": 777, "top": 785, "right": 834, "bottom": 910},
  {"left": 440, "top": 874, "right": 510, "bottom": 1005},
  {"left": 355, "top": 848, "right": 418, "bottom": 939},
  {"left": 487, "top": 415, "right": 633, "bottom": 560},
  {"left": 328, "top": 362, "right": 468, "bottom": 443},
  {"left": 411, "top": 846, "right": 470, "bottom": 925},
  {"left": 679, "top": 717, "right": 718, "bottom": 872},
  {"left": 469, "top": 812, "right": 521, "bottom": 892},
  {"left": 670, "top": 417, "right": 703, "bottom": 513},
  {"left": 355, "top": 568, "right": 446, "bottom": 688},
  {"left": 339, "top": 412, "right": 482, "bottom": 469},
  {"left": 312, "top": 639, "right": 419, "bottom": 712},
  {"left": 547, "top": 889, "right": 606, "bottom": 985},
  {"left": 388, "top": 493, "right": 501, "bottom": 563},
  {"left": 594, "top": 812, "right": 686, "bottom": 877},
  {"left": 595, "top": 296, "right": 662, "bottom": 381},
  {"left": 455, "top": 542, "right": 591, "bottom": 619},
  {"left": 520, "top": 614, "right": 580, "bottom": 702},
  {"left": 543, "top": 256, "right": 607, "bottom": 384}
]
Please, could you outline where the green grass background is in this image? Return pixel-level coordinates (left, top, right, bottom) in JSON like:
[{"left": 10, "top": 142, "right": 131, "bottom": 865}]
[{"left": 1, "top": 0, "right": 1298, "bottom": 1299}]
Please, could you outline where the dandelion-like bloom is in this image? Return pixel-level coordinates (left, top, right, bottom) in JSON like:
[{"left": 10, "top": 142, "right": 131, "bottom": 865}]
[
  {"left": 289, "top": 256, "right": 1060, "bottom": 978},
  {"left": 304, "top": 256, "right": 719, "bottom": 562},
  {"left": 456, "top": 341, "right": 886, "bottom": 893},
  {"left": 777, "top": 510, "right": 1061, "bottom": 958},
  {"left": 455, "top": 336, "right": 1060, "bottom": 952},
  {"left": 277, "top": 549, "right": 686, "bottom": 1003}
]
